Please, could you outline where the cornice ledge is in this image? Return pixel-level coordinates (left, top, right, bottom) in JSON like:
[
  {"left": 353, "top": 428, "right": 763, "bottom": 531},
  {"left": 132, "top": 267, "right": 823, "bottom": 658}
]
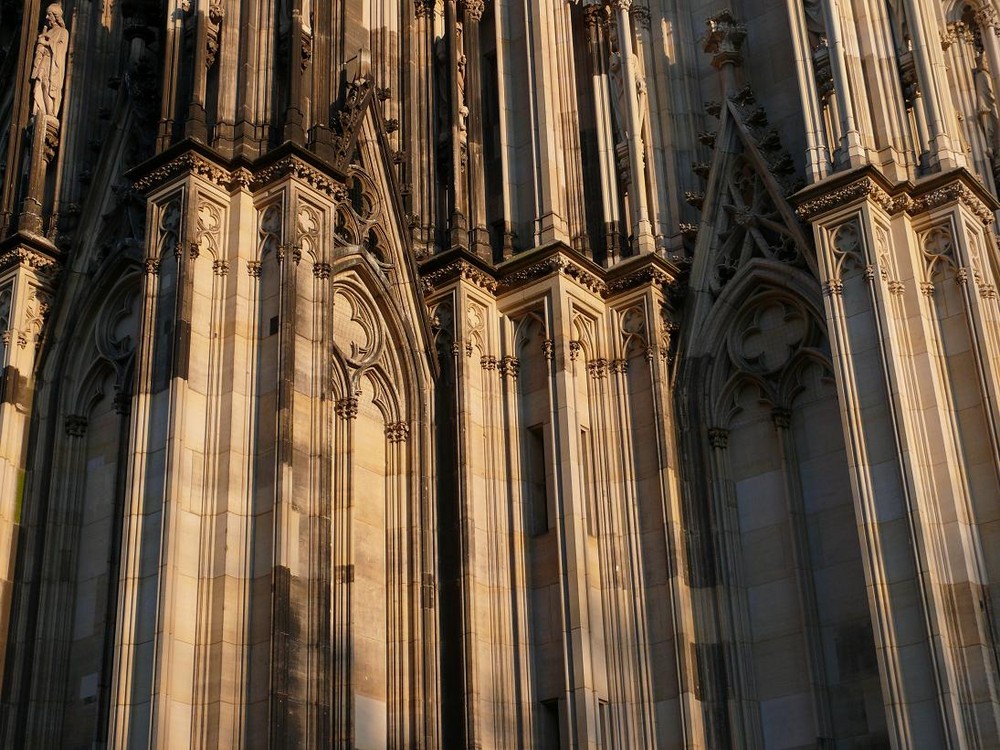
[
  {"left": 496, "top": 245, "right": 606, "bottom": 296},
  {"left": 419, "top": 243, "right": 683, "bottom": 301},
  {"left": 792, "top": 166, "right": 896, "bottom": 222},
  {"left": 793, "top": 165, "right": 999, "bottom": 226},
  {"left": 604, "top": 253, "right": 683, "bottom": 299},
  {"left": 0, "top": 231, "right": 62, "bottom": 277},
  {"left": 128, "top": 139, "right": 351, "bottom": 198},
  {"left": 905, "top": 169, "right": 999, "bottom": 226},
  {"left": 419, "top": 249, "right": 498, "bottom": 295},
  {"left": 129, "top": 140, "right": 234, "bottom": 194}
]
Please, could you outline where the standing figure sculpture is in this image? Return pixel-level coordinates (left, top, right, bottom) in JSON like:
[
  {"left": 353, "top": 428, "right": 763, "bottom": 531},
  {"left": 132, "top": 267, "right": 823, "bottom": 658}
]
[
  {"left": 974, "top": 49, "right": 1000, "bottom": 159},
  {"left": 30, "top": 4, "right": 69, "bottom": 121},
  {"left": 608, "top": 32, "right": 647, "bottom": 144}
]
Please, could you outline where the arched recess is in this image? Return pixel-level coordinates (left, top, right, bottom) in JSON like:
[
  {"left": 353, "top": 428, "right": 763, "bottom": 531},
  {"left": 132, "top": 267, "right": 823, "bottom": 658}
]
[
  {"left": 681, "top": 260, "right": 885, "bottom": 748},
  {"left": 327, "top": 241, "right": 433, "bottom": 749},
  {"left": 611, "top": 297, "right": 688, "bottom": 749},
  {"left": 3, "top": 250, "right": 142, "bottom": 749}
]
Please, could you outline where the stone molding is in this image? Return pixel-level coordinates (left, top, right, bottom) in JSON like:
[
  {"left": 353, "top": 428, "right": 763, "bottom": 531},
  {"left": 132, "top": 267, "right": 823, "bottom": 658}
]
[
  {"left": 0, "top": 241, "right": 61, "bottom": 277},
  {"left": 795, "top": 168, "right": 998, "bottom": 226},
  {"left": 131, "top": 145, "right": 352, "bottom": 202},
  {"left": 420, "top": 248, "right": 681, "bottom": 301}
]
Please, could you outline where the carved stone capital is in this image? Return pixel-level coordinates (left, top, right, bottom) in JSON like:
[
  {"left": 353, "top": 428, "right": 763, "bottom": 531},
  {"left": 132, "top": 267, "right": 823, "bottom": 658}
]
[
  {"left": 498, "top": 355, "right": 520, "bottom": 379},
  {"left": 630, "top": 6, "right": 651, "bottom": 30},
  {"left": 976, "top": 5, "right": 1000, "bottom": 34},
  {"left": 583, "top": 4, "right": 604, "bottom": 29},
  {"left": 822, "top": 278, "right": 844, "bottom": 296},
  {"left": 113, "top": 391, "right": 132, "bottom": 416},
  {"left": 587, "top": 358, "right": 608, "bottom": 379},
  {"left": 336, "top": 397, "right": 359, "bottom": 420},
  {"left": 708, "top": 427, "right": 729, "bottom": 450},
  {"left": 461, "top": 0, "right": 485, "bottom": 21},
  {"left": 771, "top": 408, "right": 792, "bottom": 430},
  {"left": 386, "top": 421, "right": 410, "bottom": 443},
  {"left": 65, "top": 414, "right": 88, "bottom": 437}
]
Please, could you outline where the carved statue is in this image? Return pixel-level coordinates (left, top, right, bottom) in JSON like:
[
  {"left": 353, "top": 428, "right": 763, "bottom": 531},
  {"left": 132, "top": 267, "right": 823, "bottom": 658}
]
[
  {"left": 608, "top": 35, "right": 647, "bottom": 142},
  {"left": 456, "top": 24, "right": 469, "bottom": 145},
  {"left": 974, "top": 50, "right": 999, "bottom": 156},
  {"left": 885, "top": 0, "right": 911, "bottom": 53},
  {"left": 457, "top": 53, "right": 469, "bottom": 139},
  {"left": 30, "top": 3, "right": 69, "bottom": 120},
  {"left": 802, "top": 0, "right": 826, "bottom": 49},
  {"left": 434, "top": 37, "right": 449, "bottom": 139}
]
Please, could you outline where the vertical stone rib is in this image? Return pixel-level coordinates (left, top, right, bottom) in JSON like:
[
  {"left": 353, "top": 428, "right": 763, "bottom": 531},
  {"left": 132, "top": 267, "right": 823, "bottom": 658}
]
[{"left": 269, "top": 196, "right": 299, "bottom": 746}]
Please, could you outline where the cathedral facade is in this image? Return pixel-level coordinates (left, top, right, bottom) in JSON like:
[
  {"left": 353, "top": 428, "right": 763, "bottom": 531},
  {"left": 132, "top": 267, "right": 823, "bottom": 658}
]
[{"left": 0, "top": 0, "right": 999, "bottom": 748}]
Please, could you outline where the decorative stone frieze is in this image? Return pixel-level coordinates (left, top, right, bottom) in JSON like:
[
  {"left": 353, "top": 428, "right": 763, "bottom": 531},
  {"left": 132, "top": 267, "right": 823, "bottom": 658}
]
[
  {"left": 796, "top": 170, "right": 998, "bottom": 226},
  {"left": 795, "top": 175, "right": 895, "bottom": 220},
  {"left": 420, "top": 259, "right": 497, "bottom": 295},
  {"left": 0, "top": 246, "right": 60, "bottom": 277}
]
